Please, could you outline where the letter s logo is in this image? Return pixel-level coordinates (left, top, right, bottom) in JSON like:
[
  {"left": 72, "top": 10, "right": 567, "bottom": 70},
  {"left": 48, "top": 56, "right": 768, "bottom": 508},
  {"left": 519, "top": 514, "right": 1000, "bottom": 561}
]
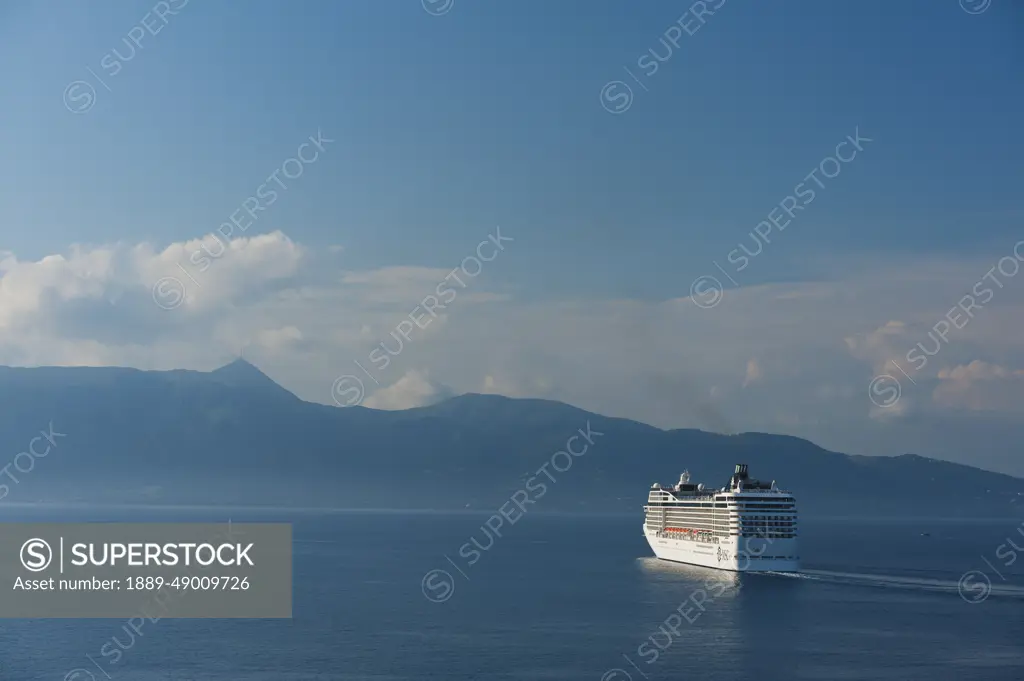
[{"left": 21, "top": 538, "right": 52, "bottom": 571}]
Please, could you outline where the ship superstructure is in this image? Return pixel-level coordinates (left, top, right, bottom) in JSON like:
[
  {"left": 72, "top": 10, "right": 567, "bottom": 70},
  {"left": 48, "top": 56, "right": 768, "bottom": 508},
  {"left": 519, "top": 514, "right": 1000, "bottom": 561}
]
[{"left": 643, "top": 464, "right": 799, "bottom": 572}]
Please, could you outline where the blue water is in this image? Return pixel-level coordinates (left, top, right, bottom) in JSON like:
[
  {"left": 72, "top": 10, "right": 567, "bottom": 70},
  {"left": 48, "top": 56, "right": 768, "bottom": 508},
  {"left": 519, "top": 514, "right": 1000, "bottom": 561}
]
[{"left": 1, "top": 508, "right": 1023, "bottom": 680}]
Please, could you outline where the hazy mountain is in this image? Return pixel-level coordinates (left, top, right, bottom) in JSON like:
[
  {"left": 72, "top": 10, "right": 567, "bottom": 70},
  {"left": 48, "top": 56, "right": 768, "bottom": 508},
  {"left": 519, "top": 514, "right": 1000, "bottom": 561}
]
[{"left": 0, "top": 360, "right": 1021, "bottom": 517}]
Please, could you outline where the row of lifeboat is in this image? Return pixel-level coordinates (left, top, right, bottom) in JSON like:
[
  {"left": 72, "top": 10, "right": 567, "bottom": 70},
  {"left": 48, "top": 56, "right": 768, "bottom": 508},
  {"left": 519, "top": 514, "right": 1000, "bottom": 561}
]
[{"left": 662, "top": 527, "right": 714, "bottom": 542}]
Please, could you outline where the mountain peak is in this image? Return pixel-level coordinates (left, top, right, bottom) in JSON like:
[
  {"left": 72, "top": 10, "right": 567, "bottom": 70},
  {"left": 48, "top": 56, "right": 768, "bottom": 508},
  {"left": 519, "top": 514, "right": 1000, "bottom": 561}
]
[
  {"left": 208, "top": 358, "right": 296, "bottom": 398},
  {"left": 213, "top": 357, "right": 261, "bottom": 374}
]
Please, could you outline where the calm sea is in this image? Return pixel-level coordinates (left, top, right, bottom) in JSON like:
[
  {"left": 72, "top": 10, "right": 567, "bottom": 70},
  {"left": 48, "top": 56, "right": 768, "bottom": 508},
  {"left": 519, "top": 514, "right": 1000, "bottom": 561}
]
[{"left": 1, "top": 507, "right": 1022, "bottom": 681}]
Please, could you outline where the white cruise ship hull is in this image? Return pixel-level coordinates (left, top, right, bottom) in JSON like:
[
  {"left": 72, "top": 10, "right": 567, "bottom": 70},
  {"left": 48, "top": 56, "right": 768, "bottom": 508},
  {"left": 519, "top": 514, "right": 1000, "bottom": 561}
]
[{"left": 644, "top": 526, "right": 799, "bottom": 573}]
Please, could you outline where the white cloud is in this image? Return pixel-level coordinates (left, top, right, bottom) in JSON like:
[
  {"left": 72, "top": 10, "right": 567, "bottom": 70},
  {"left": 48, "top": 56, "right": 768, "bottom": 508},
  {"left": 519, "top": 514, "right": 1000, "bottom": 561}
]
[
  {"left": 937, "top": 360, "right": 1021, "bottom": 382},
  {"left": 0, "top": 245, "right": 116, "bottom": 329},
  {"left": 743, "top": 359, "right": 762, "bottom": 387},
  {"left": 0, "top": 230, "right": 304, "bottom": 338},
  {"left": 363, "top": 370, "right": 454, "bottom": 410},
  {"left": 845, "top": 320, "right": 911, "bottom": 375},
  {"left": 144, "top": 231, "right": 304, "bottom": 313},
  {"left": 932, "top": 360, "right": 1024, "bottom": 413}
]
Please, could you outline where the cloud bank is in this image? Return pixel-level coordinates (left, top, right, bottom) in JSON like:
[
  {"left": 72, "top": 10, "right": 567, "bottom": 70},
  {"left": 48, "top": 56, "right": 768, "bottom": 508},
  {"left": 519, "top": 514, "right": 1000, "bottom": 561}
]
[{"left": 3, "top": 230, "right": 1024, "bottom": 476}]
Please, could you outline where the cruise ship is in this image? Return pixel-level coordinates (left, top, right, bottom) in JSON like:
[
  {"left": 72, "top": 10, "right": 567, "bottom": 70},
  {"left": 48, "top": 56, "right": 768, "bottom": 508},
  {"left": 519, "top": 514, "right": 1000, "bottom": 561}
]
[{"left": 643, "top": 464, "right": 799, "bottom": 572}]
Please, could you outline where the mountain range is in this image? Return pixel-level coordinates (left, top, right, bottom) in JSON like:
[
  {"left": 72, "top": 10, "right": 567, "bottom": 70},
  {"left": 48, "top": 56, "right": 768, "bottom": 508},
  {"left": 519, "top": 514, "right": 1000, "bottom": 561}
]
[{"left": 0, "top": 359, "right": 1020, "bottom": 517}]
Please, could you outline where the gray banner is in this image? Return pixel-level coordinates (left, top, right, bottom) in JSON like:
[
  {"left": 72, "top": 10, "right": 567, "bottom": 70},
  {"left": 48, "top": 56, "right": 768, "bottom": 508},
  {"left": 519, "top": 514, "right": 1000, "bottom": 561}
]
[{"left": 0, "top": 523, "right": 291, "bottom": 618}]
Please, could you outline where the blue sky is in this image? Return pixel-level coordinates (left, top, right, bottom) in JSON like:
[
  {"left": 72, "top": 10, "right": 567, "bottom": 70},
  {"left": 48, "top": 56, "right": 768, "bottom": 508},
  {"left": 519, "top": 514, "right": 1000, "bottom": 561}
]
[
  {"left": 5, "top": 0, "right": 1022, "bottom": 289},
  {"left": 2, "top": 0, "right": 1024, "bottom": 475}
]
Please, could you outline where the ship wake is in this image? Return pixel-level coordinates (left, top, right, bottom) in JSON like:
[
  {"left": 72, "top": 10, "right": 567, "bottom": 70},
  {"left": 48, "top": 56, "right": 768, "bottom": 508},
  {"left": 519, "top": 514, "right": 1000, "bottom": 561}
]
[{"left": 766, "top": 568, "right": 1024, "bottom": 600}]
